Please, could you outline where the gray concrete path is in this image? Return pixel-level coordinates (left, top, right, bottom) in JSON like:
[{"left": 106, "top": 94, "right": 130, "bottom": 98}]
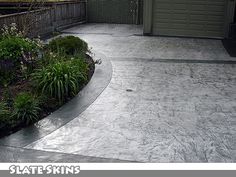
[
  {"left": 64, "top": 24, "right": 234, "bottom": 61},
  {"left": 0, "top": 145, "right": 131, "bottom": 162},
  {"left": 7, "top": 24, "right": 236, "bottom": 162}
]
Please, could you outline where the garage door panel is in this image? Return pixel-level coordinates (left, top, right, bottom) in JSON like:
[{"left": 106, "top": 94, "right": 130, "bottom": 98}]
[
  {"left": 154, "top": 10, "right": 225, "bottom": 17},
  {"left": 155, "top": 12, "right": 225, "bottom": 20},
  {"left": 154, "top": 8, "right": 225, "bottom": 15},
  {"left": 154, "top": 23, "right": 201, "bottom": 30},
  {"left": 153, "top": 22, "right": 223, "bottom": 30},
  {"left": 152, "top": 0, "right": 226, "bottom": 38},
  {"left": 190, "top": 15, "right": 224, "bottom": 22},
  {"left": 155, "top": 0, "right": 225, "bottom": 4},
  {"left": 156, "top": 28, "right": 223, "bottom": 38},
  {"left": 154, "top": 21, "right": 224, "bottom": 31}
]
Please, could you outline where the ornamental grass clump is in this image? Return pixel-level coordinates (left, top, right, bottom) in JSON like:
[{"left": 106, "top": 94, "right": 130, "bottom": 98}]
[
  {"left": 32, "top": 57, "right": 88, "bottom": 104},
  {"left": 12, "top": 93, "right": 40, "bottom": 125}
]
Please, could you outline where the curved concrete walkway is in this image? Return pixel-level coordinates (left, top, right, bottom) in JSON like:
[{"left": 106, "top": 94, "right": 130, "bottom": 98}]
[{"left": 1, "top": 24, "right": 236, "bottom": 162}]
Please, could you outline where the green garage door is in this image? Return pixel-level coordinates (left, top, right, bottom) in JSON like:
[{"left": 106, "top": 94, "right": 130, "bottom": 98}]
[{"left": 152, "top": 0, "right": 227, "bottom": 38}]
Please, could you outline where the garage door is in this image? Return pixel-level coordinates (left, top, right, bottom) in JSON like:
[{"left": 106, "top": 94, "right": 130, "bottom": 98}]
[{"left": 152, "top": 0, "right": 227, "bottom": 38}]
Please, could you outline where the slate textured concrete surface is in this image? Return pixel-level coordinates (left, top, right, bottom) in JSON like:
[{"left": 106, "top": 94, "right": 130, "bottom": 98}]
[
  {"left": 24, "top": 24, "right": 236, "bottom": 163},
  {"left": 0, "top": 146, "right": 131, "bottom": 163},
  {"left": 26, "top": 60, "right": 236, "bottom": 162},
  {"left": 64, "top": 24, "right": 234, "bottom": 61}
]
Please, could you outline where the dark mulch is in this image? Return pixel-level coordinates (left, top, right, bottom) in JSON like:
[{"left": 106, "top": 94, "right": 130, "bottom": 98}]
[
  {"left": 0, "top": 55, "right": 95, "bottom": 138},
  {"left": 222, "top": 39, "right": 236, "bottom": 57}
]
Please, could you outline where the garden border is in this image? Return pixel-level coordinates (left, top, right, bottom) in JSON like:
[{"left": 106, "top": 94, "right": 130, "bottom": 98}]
[{"left": 0, "top": 51, "right": 113, "bottom": 148}]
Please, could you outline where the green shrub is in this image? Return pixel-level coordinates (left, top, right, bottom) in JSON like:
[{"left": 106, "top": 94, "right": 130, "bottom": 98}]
[
  {"left": 0, "top": 102, "right": 10, "bottom": 124},
  {"left": 48, "top": 36, "right": 88, "bottom": 55},
  {"left": 0, "top": 35, "right": 43, "bottom": 86},
  {"left": 0, "top": 59, "right": 15, "bottom": 87},
  {"left": 32, "top": 58, "right": 88, "bottom": 104},
  {"left": 12, "top": 93, "right": 40, "bottom": 125},
  {"left": 0, "top": 36, "right": 38, "bottom": 62},
  {"left": 2, "top": 89, "right": 13, "bottom": 107},
  {"left": 38, "top": 52, "right": 65, "bottom": 67},
  {"left": 70, "top": 57, "right": 88, "bottom": 82}
]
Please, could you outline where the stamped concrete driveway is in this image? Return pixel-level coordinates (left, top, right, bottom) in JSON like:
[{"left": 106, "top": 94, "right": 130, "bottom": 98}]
[{"left": 26, "top": 24, "right": 236, "bottom": 162}]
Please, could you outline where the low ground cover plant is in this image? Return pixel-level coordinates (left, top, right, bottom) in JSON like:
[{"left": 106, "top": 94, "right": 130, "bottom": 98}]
[
  {"left": 48, "top": 35, "right": 88, "bottom": 55},
  {"left": 0, "top": 24, "right": 94, "bottom": 137}
]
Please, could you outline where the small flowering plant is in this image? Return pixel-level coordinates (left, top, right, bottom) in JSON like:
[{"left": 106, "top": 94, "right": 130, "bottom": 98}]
[
  {"left": 1, "top": 23, "right": 24, "bottom": 38},
  {"left": 0, "top": 23, "right": 43, "bottom": 60},
  {"left": 0, "top": 23, "right": 44, "bottom": 83}
]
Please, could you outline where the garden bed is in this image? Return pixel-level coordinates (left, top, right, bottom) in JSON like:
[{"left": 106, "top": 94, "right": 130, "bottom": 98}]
[
  {"left": 0, "top": 24, "right": 95, "bottom": 138},
  {"left": 0, "top": 55, "right": 94, "bottom": 138}
]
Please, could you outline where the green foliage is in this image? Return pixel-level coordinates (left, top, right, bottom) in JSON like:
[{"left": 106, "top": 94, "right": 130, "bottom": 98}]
[
  {"left": 70, "top": 57, "right": 88, "bottom": 83},
  {"left": 1, "top": 23, "right": 24, "bottom": 39},
  {"left": 37, "top": 52, "right": 64, "bottom": 67},
  {"left": 0, "top": 37, "right": 43, "bottom": 86},
  {"left": 32, "top": 57, "right": 88, "bottom": 104},
  {"left": 0, "top": 23, "right": 44, "bottom": 86},
  {"left": 0, "top": 61, "right": 15, "bottom": 87},
  {"left": 0, "top": 24, "right": 92, "bottom": 133},
  {"left": 0, "top": 102, "right": 10, "bottom": 124},
  {"left": 12, "top": 93, "right": 40, "bottom": 125},
  {"left": 0, "top": 36, "right": 38, "bottom": 62},
  {"left": 48, "top": 36, "right": 88, "bottom": 55},
  {"left": 2, "top": 88, "right": 13, "bottom": 107}
]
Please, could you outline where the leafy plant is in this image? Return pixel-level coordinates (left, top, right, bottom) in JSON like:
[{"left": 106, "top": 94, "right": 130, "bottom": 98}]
[
  {"left": 0, "top": 59, "right": 16, "bottom": 87},
  {"left": 1, "top": 23, "right": 24, "bottom": 38},
  {"left": 70, "top": 57, "right": 88, "bottom": 83},
  {"left": 0, "top": 33, "right": 43, "bottom": 85},
  {"left": 48, "top": 36, "right": 88, "bottom": 55},
  {"left": 12, "top": 93, "right": 40, "bottom": 125},
  {"left": 2, "top": 88, "right": 13, "bottom": 107},
  {"left": 0, "top": 102, "right": 10, "bottom": 124},
  {"left": 32, "top": 58, "right": 88, "bottom": 104},
  {"left": 0, "top": 23, "right": 43, "bottom": 75},
  {"left": 0, "top": 36, "right": 39, "bottom": 62},
  {"left": 37, "top": 51, "right": 65, "bottom": 67}
]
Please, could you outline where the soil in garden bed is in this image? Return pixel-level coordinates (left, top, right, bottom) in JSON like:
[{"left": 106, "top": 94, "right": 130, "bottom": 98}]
[{"left": 0, "top": 55, "right": 95, "bottom": 138}]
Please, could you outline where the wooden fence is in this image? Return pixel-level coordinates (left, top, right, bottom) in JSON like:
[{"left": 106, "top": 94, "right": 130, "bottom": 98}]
[{"left": 0, "top": 1, "right": 87, "bottom": 37}]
